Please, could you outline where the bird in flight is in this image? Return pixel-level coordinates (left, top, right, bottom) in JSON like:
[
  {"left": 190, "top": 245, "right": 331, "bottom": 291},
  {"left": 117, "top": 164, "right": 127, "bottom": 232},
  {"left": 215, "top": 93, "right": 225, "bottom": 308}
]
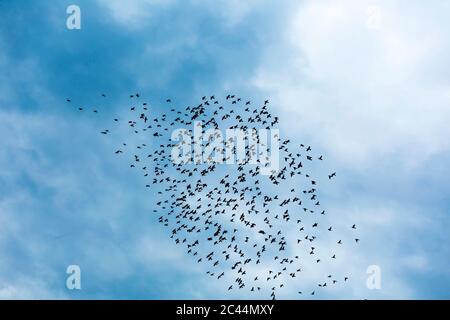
[{"left": 65, "top": 92, "right": 360, "bottom": 299}]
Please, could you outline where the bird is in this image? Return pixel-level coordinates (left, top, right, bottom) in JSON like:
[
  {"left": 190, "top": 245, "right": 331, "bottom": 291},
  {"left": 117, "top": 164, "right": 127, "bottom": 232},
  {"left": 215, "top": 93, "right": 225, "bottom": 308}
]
[{"left": 67, "top": 92, "right": 358, "bottom": 300}]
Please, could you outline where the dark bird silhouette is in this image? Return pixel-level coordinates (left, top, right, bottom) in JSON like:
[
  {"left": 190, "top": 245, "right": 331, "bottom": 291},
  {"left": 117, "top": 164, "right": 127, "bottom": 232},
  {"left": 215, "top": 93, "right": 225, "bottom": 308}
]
[{"left": 67, "top": 92, "right": 359, "bottom": 300}]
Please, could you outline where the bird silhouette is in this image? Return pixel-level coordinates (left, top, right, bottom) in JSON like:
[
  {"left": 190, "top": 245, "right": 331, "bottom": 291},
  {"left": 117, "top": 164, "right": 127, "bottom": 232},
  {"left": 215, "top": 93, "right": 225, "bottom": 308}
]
[{"left": 66, "top": 92, "right": 360, "bottom": 299}]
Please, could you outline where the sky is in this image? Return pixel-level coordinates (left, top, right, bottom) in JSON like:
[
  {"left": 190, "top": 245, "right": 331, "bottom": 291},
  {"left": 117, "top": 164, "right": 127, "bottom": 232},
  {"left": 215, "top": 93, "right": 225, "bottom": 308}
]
[{"left": 0, "top": 0, "right": 449, "bottom": 299}]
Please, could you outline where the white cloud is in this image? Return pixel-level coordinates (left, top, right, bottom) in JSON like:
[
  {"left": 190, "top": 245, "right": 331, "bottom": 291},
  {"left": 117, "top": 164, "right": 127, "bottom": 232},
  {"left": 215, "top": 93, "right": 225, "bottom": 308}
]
[
  {"left": 252, "top": 0, "right": 450, "bottom": 168},
  {"left": 401, "top": 254, "right": 429, "bottom": 272},
  {"left": 97, "top": 0, "right": 174, "bottom": 27},
  {"left": 1, "top": 0, "right": 448, "bottom": 299},
  {"left": 196, "top": 0, "right": 264, "bottom": 28},
  {"left": 97, "top": 0, "right": 265, "bottom": 29},
  {"left": 0, "top": 278, "right": 66, "bottom": 299}
]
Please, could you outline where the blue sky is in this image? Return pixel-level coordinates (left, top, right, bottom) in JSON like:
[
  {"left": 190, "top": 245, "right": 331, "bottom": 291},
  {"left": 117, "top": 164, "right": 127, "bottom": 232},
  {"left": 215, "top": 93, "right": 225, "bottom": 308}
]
[{"left": 0, "top": 0, "right": 449, "bottom": 299}]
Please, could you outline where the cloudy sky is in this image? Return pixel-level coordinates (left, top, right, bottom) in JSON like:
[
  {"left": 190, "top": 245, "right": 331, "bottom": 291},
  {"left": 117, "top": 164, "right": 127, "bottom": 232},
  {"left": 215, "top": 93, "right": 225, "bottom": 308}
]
[{"left": 0, "top": 0, "right": 449, "bottom": 299}]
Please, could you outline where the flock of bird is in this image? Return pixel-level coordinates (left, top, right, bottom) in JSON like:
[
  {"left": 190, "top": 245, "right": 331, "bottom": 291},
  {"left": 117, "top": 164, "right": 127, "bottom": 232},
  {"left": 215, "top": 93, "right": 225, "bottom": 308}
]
[{"left": 66, "top": 93, "right": 360, "bottom": 299}]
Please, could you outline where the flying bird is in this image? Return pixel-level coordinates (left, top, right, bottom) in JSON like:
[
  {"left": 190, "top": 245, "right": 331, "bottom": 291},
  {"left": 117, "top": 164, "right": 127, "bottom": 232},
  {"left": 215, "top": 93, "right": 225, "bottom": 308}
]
[{"left": 67, "top": 92, "right": 359, "bottom": 299}]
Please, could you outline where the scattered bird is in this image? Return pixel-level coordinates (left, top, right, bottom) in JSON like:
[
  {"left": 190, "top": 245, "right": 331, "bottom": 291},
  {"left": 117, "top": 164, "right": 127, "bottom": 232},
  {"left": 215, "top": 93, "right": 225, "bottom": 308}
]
[{"left": 66, "top": 92, "right": 359, "bottom": 299}]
